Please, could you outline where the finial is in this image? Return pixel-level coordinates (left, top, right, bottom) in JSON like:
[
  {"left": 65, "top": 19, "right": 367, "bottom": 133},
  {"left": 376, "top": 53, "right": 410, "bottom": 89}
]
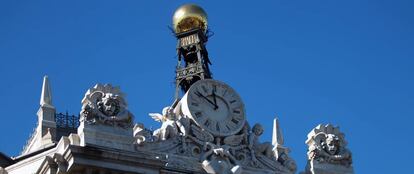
[
  {"left": 272, "top": 117, "right": 284, "bottom": 147},
  {"left": 173, "top": 4, "right": 208, "bottom": 33},
  {"left": 40, "top": 75, "right": 54, "bottom": 108}
]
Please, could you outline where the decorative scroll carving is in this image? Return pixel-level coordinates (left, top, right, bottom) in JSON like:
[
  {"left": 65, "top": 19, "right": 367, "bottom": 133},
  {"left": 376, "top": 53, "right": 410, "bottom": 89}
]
[
  {"left": 80, "top": 84, "right": 133, "bottom": 128},
  {"left": 133, "top": 123, "right": 153, "bottom": 145}
]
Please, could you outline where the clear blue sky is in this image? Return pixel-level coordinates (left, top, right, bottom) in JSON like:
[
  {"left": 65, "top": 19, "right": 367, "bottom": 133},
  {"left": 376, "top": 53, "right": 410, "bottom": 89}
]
[{"left": 0, "top": 0, "right": 413, "bottom": 173}]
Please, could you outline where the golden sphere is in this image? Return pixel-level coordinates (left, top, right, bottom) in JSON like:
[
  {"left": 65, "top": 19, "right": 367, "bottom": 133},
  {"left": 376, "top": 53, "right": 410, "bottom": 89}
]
[{"left": 173, "top": 4, "right": 208, "bottom": 33}]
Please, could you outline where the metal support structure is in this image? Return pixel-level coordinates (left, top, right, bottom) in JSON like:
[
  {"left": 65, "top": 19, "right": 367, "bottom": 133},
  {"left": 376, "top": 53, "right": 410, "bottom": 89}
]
[{"left": 174, "top": 28, "right": 212, "bottom": 100}]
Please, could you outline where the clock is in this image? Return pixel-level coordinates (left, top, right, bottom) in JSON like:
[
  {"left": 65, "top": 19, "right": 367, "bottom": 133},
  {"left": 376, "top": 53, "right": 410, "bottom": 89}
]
[{"left": 181, "top": 79, "right": 246, "bottom": 136}]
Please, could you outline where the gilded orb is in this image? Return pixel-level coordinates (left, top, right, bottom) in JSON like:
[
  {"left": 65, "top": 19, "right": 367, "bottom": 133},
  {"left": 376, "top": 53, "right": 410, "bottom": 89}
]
[{"left": 173, "top": 4, "right": 208, "bottom": 33}]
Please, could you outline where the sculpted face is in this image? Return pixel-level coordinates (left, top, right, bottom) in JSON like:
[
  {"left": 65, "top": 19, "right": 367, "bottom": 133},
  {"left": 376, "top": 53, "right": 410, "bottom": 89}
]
[
  {"left": 252, "top": 124, "right": 264, "bottom": 136},
  {"left": 324, "top": 134, "right": 339, "bottom": 155},
  {"left": 99, "top": 96, "right": 120, "bottom": 116}
]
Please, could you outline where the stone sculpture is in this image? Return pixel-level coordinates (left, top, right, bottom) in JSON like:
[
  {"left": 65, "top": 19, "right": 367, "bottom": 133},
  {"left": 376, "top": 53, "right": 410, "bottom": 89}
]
[
  {"left": 248, "top": 124, "right": 274, "bottom": 163},
  {"left": 149, "top": 107, "right": 179, "bottom": 141},
  {"left": 80, "top": 84, "right": 133, "bottom": 128},
  {"left": 77, "top": 84, "right": 135, "bottom": 150},
  {"left": 135, "top": 103, "right": 296, "bottom": 174},
  {"left": 304, "top": 124, "right": 353, "bottom": 174}
]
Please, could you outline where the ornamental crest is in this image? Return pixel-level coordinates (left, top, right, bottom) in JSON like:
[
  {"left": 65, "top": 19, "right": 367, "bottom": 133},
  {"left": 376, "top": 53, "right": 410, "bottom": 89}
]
[
  {"left": 305, "top": 124, "right": 352, "bottom": 167},
  {"left": 80, "top": 84, "right": 133, "bottom": 128}
]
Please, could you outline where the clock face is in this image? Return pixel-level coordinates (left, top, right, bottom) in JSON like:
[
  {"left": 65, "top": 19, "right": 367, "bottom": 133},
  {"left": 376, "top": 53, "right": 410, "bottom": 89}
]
[{"left": 181, "top": 79, "right": 246, "bottom": 136}]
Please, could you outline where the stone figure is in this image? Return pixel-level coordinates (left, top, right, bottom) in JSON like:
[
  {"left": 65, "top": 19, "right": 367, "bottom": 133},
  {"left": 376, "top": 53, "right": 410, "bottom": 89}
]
[
  {"left": 304, "top": 124, "right": 353, "bottom": 174},
  {"left": 241, "top": 123, "right": 250, "bottom": 145},
  {"left": 149, "top": 106, "right": 179, "bottom": 141},
  {"left": 80, "top": 84, "right": 133, "bottom": 128},
  {"left": 248, "top": 124, "right": 274, "bottom": 163}
]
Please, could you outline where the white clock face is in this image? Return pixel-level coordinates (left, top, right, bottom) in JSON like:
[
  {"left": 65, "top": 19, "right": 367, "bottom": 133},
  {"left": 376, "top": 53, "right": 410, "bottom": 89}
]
[{"left": 181, "top": 79, "right": 246, "bottom": 136}]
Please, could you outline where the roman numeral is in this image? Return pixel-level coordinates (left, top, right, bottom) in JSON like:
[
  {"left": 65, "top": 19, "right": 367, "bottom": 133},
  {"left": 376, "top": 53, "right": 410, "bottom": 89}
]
[
  {"left": 204, "top": 119, "right": 211, "bottom": 127},
  {"left": 233, "top": 109, "right": 241, "bottom": 114},
  {"left": 233, "top": 114, "right": 244, "bottom": 121},
  {"left": 195, "top": 112, "right": 202, "bottom": 118},
  {"left": 230, "top": 100, "right": 237, "bottom": 104},
  {"left": 227, "top": 121, "right": 237, "bottom": 129},
  {"left": 231, "top": 118, "right": 239, "bottom": 124},
  {"left": 222, "top": 89, "right": 228, "bottom": 97},
  {"left": 225, "top": 124, "right": 231, "bottom": 131}
]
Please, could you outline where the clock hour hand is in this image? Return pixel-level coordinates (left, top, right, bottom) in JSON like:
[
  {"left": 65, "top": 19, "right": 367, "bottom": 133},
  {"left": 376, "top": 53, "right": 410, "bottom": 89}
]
[{"left": 195, "top": 91, "right": 218, "bottom": 109}]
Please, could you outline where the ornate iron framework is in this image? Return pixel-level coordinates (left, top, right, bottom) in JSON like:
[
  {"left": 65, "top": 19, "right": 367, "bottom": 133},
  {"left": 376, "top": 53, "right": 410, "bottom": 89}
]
[
  {"left": 55, "top": 112, "right": 79, "bottom": 129},
  {"left": 175, "top": 28, "right": 212, "bottom": 99}
]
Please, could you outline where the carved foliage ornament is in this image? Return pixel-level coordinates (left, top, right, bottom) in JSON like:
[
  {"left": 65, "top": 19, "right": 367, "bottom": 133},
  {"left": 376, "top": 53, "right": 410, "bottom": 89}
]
[{"left": 80, "top": 84, "right": 133, "bottom": 128}]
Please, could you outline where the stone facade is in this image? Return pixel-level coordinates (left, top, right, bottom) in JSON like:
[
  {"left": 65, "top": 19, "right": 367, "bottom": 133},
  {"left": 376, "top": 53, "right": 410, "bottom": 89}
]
[
  {"left": 1, "top": 81, "right": 298, "bottom": 174},
  {"left": 0, "top": 79, "right": 354, "bottom": 174}
]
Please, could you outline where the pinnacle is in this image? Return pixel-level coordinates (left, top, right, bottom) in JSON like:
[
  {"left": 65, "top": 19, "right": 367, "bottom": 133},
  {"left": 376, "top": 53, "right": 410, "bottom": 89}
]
[{"left": 40, "top": 75, "right": 54, "bottom": 108}]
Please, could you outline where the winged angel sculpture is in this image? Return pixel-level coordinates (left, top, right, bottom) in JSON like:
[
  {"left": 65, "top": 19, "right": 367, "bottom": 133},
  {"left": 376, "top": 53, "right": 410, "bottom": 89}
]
[{"left": 149, "top": 106, "right": 179, "bottom": 141}]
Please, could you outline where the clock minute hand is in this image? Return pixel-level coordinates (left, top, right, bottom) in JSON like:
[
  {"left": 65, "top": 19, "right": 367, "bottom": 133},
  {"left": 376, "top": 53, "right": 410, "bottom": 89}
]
[
  {"left": 212, "top": 90, "right": 218, "bottom": 110},
  {"left": 195, "top": 91, "right": 218, "bottom": 109}
]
